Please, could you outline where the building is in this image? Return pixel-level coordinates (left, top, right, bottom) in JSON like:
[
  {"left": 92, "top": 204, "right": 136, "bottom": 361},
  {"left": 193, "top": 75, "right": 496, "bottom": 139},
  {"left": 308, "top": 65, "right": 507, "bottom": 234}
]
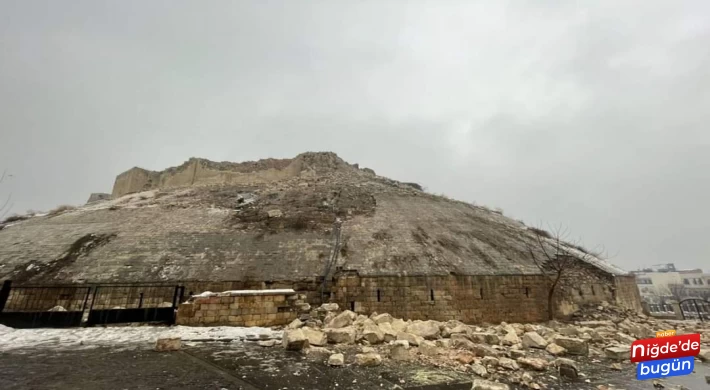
[{"left": 632, "top": 263, "right": 710, "bottom": 319}]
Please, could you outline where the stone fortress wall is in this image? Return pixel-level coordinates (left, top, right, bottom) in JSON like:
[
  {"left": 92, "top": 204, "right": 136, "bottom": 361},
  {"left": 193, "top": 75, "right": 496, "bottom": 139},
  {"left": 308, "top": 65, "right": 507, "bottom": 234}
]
[{"left": 111, "top": 153, "right": 363, "bottom": 198}]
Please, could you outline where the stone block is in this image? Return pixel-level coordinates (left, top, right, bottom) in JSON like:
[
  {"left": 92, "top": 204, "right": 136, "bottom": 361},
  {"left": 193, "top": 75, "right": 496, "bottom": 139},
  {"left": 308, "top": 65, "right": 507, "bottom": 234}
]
[
  {"left": 553, "top": 337, "right": 588, "bottom": 356},
  {"left": 154, "top": 338, "right": 181, "bottom": 352},
  {"left": 282, "top": 329, "right": 309, "bottom": 350}
]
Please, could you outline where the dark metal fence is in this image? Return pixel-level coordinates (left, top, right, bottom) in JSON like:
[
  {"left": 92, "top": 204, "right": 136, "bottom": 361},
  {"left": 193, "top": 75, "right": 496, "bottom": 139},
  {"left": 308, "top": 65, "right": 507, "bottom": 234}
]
[
  {"left": 0, "top": 281, "right": 90, "bottom": 328},
  {"left": 0, "top": 281, "right": 184, "bottom": 328},
  {"left": 86, "top": 284, "right": 183, "bottom": 326},
  {"left": 679, "top": 298, "right": 709, "bottom": 322}
]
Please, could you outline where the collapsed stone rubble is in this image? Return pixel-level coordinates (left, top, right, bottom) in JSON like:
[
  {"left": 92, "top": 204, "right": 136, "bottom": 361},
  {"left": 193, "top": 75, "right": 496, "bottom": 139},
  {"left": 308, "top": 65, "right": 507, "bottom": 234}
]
[{"left": 266, "top": 302, "right": 710, "bottom": 389}]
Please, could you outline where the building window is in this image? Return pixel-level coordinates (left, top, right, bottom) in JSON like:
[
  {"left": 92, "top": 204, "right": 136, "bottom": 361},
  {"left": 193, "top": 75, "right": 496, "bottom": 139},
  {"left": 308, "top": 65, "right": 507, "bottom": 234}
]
[
  {"left": 683, "top": 279, "right": 690, "bottom": 285},
  {"left": 697, "top": 279, "right": 704, "bottom": 285},
  {"left": 430, "top": 289, "right": 435, "bottom": 301},
  {"left": 376, "top": 289, "right": 381, "bottom": 302}
]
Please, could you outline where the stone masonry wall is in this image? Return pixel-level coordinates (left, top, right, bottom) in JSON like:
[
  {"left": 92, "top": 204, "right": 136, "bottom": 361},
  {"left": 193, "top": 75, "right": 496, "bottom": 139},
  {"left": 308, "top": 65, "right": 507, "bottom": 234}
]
[
  {"left": 175, "top": 290, "right": 308, "bottom": 327},
  {"left": 330, "top": 274, "right": 551, "bottom": 324},
  {"left": 613, "top": 275, "right": 644, "bottom": 312},
  {"left": 112, "top": 158, "right": 305, "bottom": 198}
]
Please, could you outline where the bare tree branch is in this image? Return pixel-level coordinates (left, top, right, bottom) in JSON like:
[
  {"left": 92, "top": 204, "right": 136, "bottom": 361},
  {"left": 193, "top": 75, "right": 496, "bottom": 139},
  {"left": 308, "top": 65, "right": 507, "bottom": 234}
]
[{"left": 524, "top": 222, "right": 602, "bottom": 320}]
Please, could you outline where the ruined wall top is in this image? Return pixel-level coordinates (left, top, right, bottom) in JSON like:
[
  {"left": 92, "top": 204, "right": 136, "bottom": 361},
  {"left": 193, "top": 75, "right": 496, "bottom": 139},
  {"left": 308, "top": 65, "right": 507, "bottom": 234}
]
[{"left": 111, "top": 152, "right": 369, "bottom": 198}]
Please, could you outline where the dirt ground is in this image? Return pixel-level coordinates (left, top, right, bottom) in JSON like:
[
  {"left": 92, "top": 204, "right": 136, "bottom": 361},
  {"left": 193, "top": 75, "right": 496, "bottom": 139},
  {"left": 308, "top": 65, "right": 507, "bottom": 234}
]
[{"left": 2, "top": 341, "right": 708, "bottom": 390}]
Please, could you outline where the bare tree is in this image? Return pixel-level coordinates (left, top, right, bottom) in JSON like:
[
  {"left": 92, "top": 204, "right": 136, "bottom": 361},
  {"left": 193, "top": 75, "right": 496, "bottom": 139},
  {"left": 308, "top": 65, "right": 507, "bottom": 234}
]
[
  {"left": 525, "top": 224, "right": 602, "bottom": 320},
  {"left": 0, "top": 169, "right": 12, "bottom": 221}
]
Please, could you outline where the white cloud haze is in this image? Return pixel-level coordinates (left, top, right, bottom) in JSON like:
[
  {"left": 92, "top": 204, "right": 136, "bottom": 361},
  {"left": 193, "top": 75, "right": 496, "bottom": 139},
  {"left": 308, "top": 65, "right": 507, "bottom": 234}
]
[{"left": 1, "top": 1, "right": 709, "bottom": 271}]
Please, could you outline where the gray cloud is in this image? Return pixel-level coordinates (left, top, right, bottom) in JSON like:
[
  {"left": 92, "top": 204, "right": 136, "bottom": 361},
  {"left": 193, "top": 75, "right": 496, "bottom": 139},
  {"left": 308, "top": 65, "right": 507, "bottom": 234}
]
[{"left": 1, "top": 1, "right": 709, "bottom": 271}]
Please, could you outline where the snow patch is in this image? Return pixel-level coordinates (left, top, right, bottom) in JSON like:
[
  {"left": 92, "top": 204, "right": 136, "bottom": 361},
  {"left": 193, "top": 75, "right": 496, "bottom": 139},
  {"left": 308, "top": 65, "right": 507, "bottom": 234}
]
[
  {"left": 0, "top": 325, "right": 281, "bottom": 352},
  {"left": 192, "top": 289, "right": 296, "bottom": 298}
]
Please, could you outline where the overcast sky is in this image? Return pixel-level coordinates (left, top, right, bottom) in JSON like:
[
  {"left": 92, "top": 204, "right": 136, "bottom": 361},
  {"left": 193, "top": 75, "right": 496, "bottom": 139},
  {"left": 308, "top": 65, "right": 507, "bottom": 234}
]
[{"left": 1, "top": 1, "right": 709, "bottom": 271}]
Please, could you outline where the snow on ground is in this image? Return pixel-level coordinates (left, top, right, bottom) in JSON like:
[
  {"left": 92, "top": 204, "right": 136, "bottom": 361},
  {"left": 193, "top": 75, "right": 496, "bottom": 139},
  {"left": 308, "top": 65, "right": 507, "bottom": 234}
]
[
  {"left": 193, "top": 289, "right": 295, "bottom": 297},
  {"left": 0, "top": 325, "right": 281, "bottom": 352}
]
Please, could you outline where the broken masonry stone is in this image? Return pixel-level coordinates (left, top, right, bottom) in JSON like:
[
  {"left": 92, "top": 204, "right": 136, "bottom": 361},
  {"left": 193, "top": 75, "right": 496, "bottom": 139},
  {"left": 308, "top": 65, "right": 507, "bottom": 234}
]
[
  {"left": 604, "top": 346, "right": 629, "bottom": 361},
  {"left": 470, "top": 363, "right": 488, "bottom": 377},
  {"left": 302, "top": 327, "right": 328, "bottom": 347},
  {"left": 553, "top": 336, "right": 589, "bottom": 356},
  {"left": 697, "top": 349, "right": 709, "bottom": 362},
  {"left": 406, "top": 320, "right": 441, "bottom": 340},
  {"left": 558, "top": 327, "right": 579, "bottom": 337},
  {"left": 517, "top": 357, "right": 548, "bottom": 371},
  {"left": 614, "top": 332, "right": 636, "bottom": 345},
  {"left": 393, "top": 340, "right": 410, "bottom": 348},
  {"left": 451, "top": 337, "right": 477, "bottom": 351},
  {"left": 397, "top": 331, "right": 424, "bottom": 346},
  {"left": 390, "top": 343, "right": 411, "bottom": 361},
  {"left": 328, "top": 353, "right": 345, "bottom": 367},
  {"left": 267, "top": 209, "right": 283, "bottom": 218},
  {"left": 522, "top": 332, "right": 548, "bottom": 349},
  {"left": 354, "top": 315, "right": 369, "bottom": 327},
  {"left": 154, "top": 338, "right": 181, "bottom": 352},
  {"left": 472, "top": 379, "right": 510, "bottom": 390},
  {"left": 470, "top": 332, "right": 500, "bottom": 345},
  {"left": 371, "top": 313, "right": 393, "bottom": 324},
  {"left": 510, "top": 350, "right": 526, "bottom": 359},
  {"left": 391, "top": 318, "right": 408, "bottom": 333},
  {"left": 318, "top": 303, "right": 339, "bottom": 312},
  {"left": 436, "top": 339, "right": 452, "bottom": 349},
  {"left": 481, "top": 356, "right": 499, "bottom": 367},
  {"left": 498, "top": 357, "right": 519, "bottom": 370},
  {"left": 355, "top": 353, "right": 383, "bottom": 367},
  {"left": 286, "top": 319, "right": 304, "bottom": 329},
  {"left": 283, "top": 329, "right": 310, "bottom": 350},
  {"left": 377, "top": 322, "right": 398, "bottom": 342},
  {"left": 545, "top": 343, "right": 567, "bottom": 356},
  {"left": 418, "top": 340, "right": 440, "bottom": 357},
  {"left": 472, "top": 343, "right": 502, "bottom": 358},
  {"left": 442, "top": 324, "right": 469, "bottom": 338},
  {"left": 501, "top": 331, "right": 521, "bottom": 346},
  {"left": 323, "top": 312, "right": 336, "bottom": 324},
  {"left": 554, "top": 358, "right": 579, "bottom": 379},
  {"left": 578, "top": 320, "right": 615, "bottom": 328},
  {"left": 455, "top": 351, "right": 477, "bottom": 365},
  {"left": 451, "top": 333, "right": 472, "bottom": 342},
  {"left": 362, "top": 323, "right": 385, "bottom": 344},
  {"left": 327, "top": 310, "right": 356, "bottom": 329},
  {"left": 326, "top": 327, "right": 357, "bottom": 344}
]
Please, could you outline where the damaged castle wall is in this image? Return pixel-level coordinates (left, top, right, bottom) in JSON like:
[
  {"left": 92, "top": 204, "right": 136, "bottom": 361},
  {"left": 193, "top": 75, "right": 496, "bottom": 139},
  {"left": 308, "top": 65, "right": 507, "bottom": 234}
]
[
  {"left": 111, "top": 156, "right": 321, "bottom": 198},
  {"left": 175, "top": 290, "right": 307, "bottom": 327},
  {"left": 327, "top": 273, "right": 639, "bottom": 324},
  {"left": 330, "top": 274, "right": 550, "bottom": 323}
]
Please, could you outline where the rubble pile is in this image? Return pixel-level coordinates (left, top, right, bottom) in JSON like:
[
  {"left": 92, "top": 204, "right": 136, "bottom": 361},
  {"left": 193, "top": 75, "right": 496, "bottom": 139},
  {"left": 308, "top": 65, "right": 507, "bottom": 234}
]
[{"left": 269, "top": 303, "right": 710, "bottom": 389}]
